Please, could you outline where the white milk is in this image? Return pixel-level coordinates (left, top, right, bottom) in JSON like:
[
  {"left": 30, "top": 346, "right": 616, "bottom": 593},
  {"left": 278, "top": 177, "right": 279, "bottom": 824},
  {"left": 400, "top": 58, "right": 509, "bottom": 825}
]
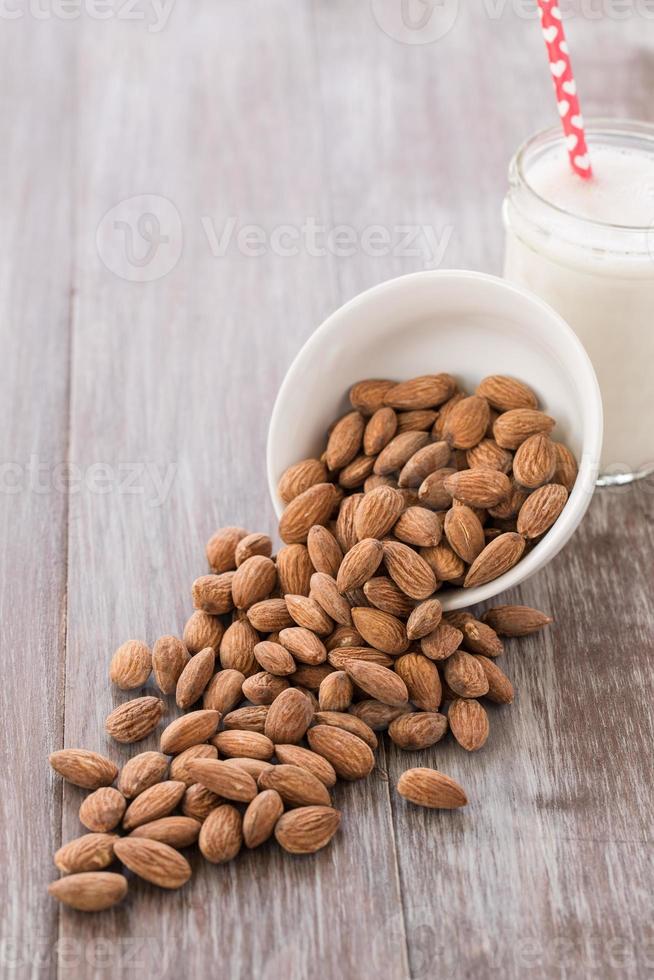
[{"left": 503, "top": 121, "right": 654, "bottom": 483}]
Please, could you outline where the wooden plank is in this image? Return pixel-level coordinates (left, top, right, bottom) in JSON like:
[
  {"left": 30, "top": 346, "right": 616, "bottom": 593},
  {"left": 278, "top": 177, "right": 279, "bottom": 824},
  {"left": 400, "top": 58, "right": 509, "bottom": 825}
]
[
  {"left": 59, "top": 4, "right": 407, "bottom": 978},
  {"left": 0, "top": 22, "right": 73, "bottom": 980}
]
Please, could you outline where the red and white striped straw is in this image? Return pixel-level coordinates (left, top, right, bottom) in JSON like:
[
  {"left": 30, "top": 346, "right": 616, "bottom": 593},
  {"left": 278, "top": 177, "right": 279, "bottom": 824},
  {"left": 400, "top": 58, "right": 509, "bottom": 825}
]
[{"left": 537, "top": 0, "right": 592, "bottom": 179}]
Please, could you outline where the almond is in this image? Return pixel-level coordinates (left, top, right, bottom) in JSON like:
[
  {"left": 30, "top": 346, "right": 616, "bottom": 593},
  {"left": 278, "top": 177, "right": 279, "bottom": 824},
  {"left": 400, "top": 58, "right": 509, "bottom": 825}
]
[
  {"left": 176, "top": 647, "right": 215, "bottom": 709},
  {"left": 285, "top": 594, "right": 333, "bottom": 635},
  {"left": 466, "top": 438, "right": 512, "bottom": 473},
  {"left": 254, "top": 640, "right": 296, "bottom": 676},
  {"left": 274, "top": 744, "right": 337, "bottom": 787},
  {"left": 203, "top": 668, "right": 245, "bottom": 714},
  {"left": 363, "top": 406, "right": 398, "bottom": 455},
  {"left": 152, "top": 635, "right": 191, "bottom": 693},
  {"left": 482, "top": 604, "right": 553, "bottom": 636},
  {"left": 159, "top": 709, "right": 221, "bottom": 755},
  {"left": 328, "top": 647, "right": 393, "bottom": 669},
  {"left": 406, "top": 598, "right": 443, "bottom": 640},
  {"left": 182, "top": 612, "right": 224, "bottom": 655},
  {"left": 260, "top": 763, "right": 331, "bottom": 807},
  {"left": 222, "top": 705, "right": 269, "bottom": 733},
  {"left": 474, "top": 655, "right": 514, "bottom": 703},
  {"left": 388, "top": 711, "right": 448, "bottom": 750},
  {"left": 275, "top": 805, "right": 341, "bottom": 854},
  {"left": 417, "top": 467, "right": 456, "bottom": 509},
  {"left": 242, "top": 671, "right": 290, "bottom": 705},
  {"left": 443, "top": 468, "right": 511, "bottom": 508},
  {"left": 130, "top": 816, "right": 201, "bottom": 848},
  {"left": 448, "top": 697, "right": 489, "bottom": 751},
  {"left": 232, "top": 555, "right": 277, "bottom": 609},
  {"left": 206, "top": 526, "right": 248, "bottom": 573},
  {"left": 444, "top": 650, "right": 489, "bottom": 698},
  {"left": 464, "top": 532, "right": 526, "bottom": 588},
  {"left": 79, "top": 787, "right": 126, "bottom": 833},
  {"left": 318, "top": 672, "right": 353, "bottom": 712},
  {"left": 335, "top": 538, "right": 383, "bottom": 593},
  {"left": 169, "top": 744, "right": 218, "bottom": 786},
  {"left": 382, "top": 540, "right": 437, "bottom": 600},
  {"left": 393, "top": 506, "right": 442, "bottom": 547},
  {"left": 512, "top": 433, "right": 556, "bottom": 489},
  {"left": 325, "top": 625, "right": 365, "bottom": 651},
  {"left": 394, "top": 653, "right": 442, "bottom": 711},
  {"left": 335, "top": 493, "right": 363, "bottom": 551},
  {"left": 313, "top": 710, "right": 378, "bottom": 750},
  {"left": 113, "top": 838, "right": 191, "bottom": 889},
  {"left": 219, "top": 619, "right": 258, "bottom": 675},
  {"left": 476, "top": 375, "right": 538, "bottom": 411},
  {"left": 109, "top": 640, "right": 152, "bottom": 690},
  {"left": 432, "top": 390, "right": 465, "bottom": 439},
  {"left": 350, "top": 378, "right": 394, "bottom": 415},
  {"left": 397, "top": 767, "right": 467, "bottom": 809},
  {"left": 349, "top": 700, "right": 411, "bottom": 730},
  {"left": 48, "top": 872, "right": 128, "bottom": 911},
  {"left": 363, "top": 577, "right": 414, "bottom": 618},
  {"left": 353, "top": 485, "right": 405, "bottom": 540},
  {"left": 342, "top": 659, "right": 408, "bottom": 706},
  {"left": 398, "top": 441, "right": 451, "bottom": 488},
  {"left": 310, "top": 572, "right": 354, "bottom": 626},
  {"left": 213, "top": 730, "right": 274, "bottom": 761},
  {"left": 221, "top": 758, "right": 274, "bottom": 780},
  {"left": 350, "top": 607, "right": 409, "bottom": 656},
  {"left": 553, "top": 442, "right": 578, "bottom": 491},
  {"left": 264, "top": 688, "right": 314, "bottom": 744},
  {"left": 278, "top": 626, "right": 327, "bottom": 665},
  {"left": 105, "top": 696, "right": 165, "bottom": 744},
  {"left": 276, "top": 544, "right": 314, "bottom": 596},
  {"left": 199, "top": 804, "right": 243, "bottom": 863},
  {"left": 462, "top": 619, "right": 503, "bottom": 657},
  {"left": 420, "top": 622, "right": 462, "bottom": 661},
  {"left": 517, "top": 483, "right": 568, "bottom": 538},
  {"left": 443, "top": 395, "right": 490, "bottom": 449},
  {"left": 307, "top": 725, "right": 375, "bottom": 780},
  {"left": 192, "top": 572, "right": 235, "bottom": 615},
  {"left": 307, "top": 525, "right": 343, "bottom": 577},
  {"left": 326, "top": 411, "right": 365, "bottom": 470},
  {"left": 278, "top": 459, "right": 328, "bottom": 504},
  {"left": 493, "top": 408, "right": 555, "bottom": 450},
  {"left": 397, "top": 409, "right": 438, "bottom": 433},
  {"left": 49, "top": 749, "right": 118, "bottom": 790},
  {"left": 243, "top": 789, "right": 285, "bottom": 848},
  {"left": 54, "top": 834, "right": 118, "bottom": 874},
  {"left": 420, "top": 542, "right": 464, "bottom": 581},
  {"left": 339, "top": 454, "right": 376, "bottom": 489},
  {"left": 181, "top": 783, "right": 222, "bottom": 820},
  {"left": 235, "top": 532, "right": 273, "bottom": 566},
  {"left": 188, "top": 759, "right": 258, "bottom": 802},
  {"left": 279, "top": 483, "right": 337, "bottom": 544},
  {"left": 383, "top": 374, "right": 456, "bottom": 410},
  {"left": 247, "top": 598, "right": 295, "bottom": 632},
  {"left": 443, "top": 505, "right": 485, "bottom": 564},
  {"left": 373, "top": 431, "right": 430, "bottom": 475},
  {"left": 122, "top": 780, "right": 186, "bottom": 831}
]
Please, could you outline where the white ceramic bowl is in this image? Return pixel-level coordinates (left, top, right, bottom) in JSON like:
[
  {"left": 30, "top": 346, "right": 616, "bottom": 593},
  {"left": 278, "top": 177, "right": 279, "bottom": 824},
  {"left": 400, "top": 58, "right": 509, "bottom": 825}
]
[{"left": 267, "top": 270, "right": 602, "bottom": 610}]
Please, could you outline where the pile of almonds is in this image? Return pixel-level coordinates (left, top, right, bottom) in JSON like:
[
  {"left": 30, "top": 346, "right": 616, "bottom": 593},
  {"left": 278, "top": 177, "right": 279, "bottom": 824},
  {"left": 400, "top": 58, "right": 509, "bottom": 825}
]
[{"left": 47, "top": 373, "right": 560, "bottom": 914}]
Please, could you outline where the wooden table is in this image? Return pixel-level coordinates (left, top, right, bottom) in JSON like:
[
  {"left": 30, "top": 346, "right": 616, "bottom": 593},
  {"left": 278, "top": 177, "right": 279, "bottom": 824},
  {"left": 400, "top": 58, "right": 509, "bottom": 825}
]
[{"left": 2, "top": 4, "right": 653, "bottom": 978}]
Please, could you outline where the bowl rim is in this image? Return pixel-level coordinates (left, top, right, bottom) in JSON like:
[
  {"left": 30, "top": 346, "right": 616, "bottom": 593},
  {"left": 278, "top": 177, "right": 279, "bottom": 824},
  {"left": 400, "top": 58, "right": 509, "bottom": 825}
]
[{"left": 267, "top": 269, "right": 602, "bottom": 610}]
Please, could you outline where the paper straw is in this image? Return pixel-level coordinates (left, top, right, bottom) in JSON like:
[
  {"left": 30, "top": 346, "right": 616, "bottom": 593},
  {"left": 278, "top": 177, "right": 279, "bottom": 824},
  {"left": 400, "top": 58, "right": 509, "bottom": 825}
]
[{"left": 537, "top": 0, "right": 592, "bottom": 179}]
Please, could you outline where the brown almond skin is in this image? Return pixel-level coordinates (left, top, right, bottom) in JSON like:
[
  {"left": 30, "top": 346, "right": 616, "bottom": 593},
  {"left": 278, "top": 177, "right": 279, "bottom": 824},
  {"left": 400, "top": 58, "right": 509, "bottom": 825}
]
[
  {"left": 232, "top": 555, "right": 278, "bottom": 609},
  {"left": 326, "top": 411, "right": 365, "bottom": 470},
  {"left": 219, "top": 619, "right": 259, "bottom": 676},
  {"left": 130, "top": 816, "right": 202, "bottom": 848},
  {"left": 113, "top": 838, "right": 191, "bottom": 889},
  {"left": 350, "top": 378, "right": 394, "bottom": 415},
  {"left": 443, "top": 394, "right": 490, "bottom": 449},
  {"left": 54, "top": 834, "right": 118, "bottom": 874},
  {"left": 482, "top": 605, "right": 553, "bottom": 636},
  {"left": 213, "top": 730, "right": 275, "bottom": 761},
  {"left": 223, "top": 705, "right": 269, "bottom": 734},
  {"left": 276, "top": 544, "right": 314, "bottom": 596},
  {"left": 311, "top": 572, "right": 354, "bottom": 626},
  {"left": 169, "top": 744, "right": 218, "bottom": 786},
  {"left": 187, "top": 759, "right": 258, "bottom": 803},
  {"left": 307, "top": 725, "right": 375, "bottom": 781},
  {"left": 420, "top": 622, "right": 463, "bottom": 661},
  {"left": 242, "top": 672, "right": 290, "bottom": 705},
  {"left": 48, "top": 872, "right": 128, "bottom": 911},
  {"left": 199, "top": 804, "right": 243, "bottom": 864},
  {"left": 317, "top": 671, "right": 356, "bottom": 711},
  {"left": 339, "top": 454, "right": 376, "bottom": 490},
  {"left": 493, "top": 408, "right": 555, "bottom": 450},
  {"left": 49, "top": 750, "right": 118, "bottom": 790},
  {"left": 279, "top": 484, "right": 337, "bottom": 544},
  {"left": 278, "top": 459, "right": 328, "bottom": 504},
  {"left": 443, "top": 651, "right": 489, "bottom": 698},
  {"left": 349, "top": 700, "right": 411, "bottom": 731},
  {"left": 264, "top": 688, "right": 314, "bottom": 744},
  {"left": 397, "top": 767, "right": 467, "bottom": 809},
  {"left": 152, "top": 635, "right": 191, "bottom": 693},
  {"left": 396, "top": 409, "right": 437, "bottom": 433},
  {"left": 466, "top": 438, "right": 512, "bottom": 473},
  {"left": 259, "top": 764, "right": 332, "bottom": 808},
  {"left": 192, "top": 572, "right": 235, "bottom": 615},
  {"left": 363, "top": 577, "right": 414, "bottom": 618},
  {"left": 343, "top": 659, "right": 408, "bottom": 707},
  {"left": 109, "top": 640, "right": 152, "bottom": 691},
  {"left": 394, "top": 654, "right": 442, "bottom": 711},
  {"left": 448, "top": 698, "right": 490, "bottom": 751},
  {"left": 275, "top": 806, "right": 341, "bottom": 854},
  {"left": 159, "top": 710, "right": 221, "bottom": 755},
  {"left": 285, "top": 595, "right": 334, "bottom": 636},
  {"left": 476, "top": 375, "right": 538, "bottom": 412},
  {"left": 388, "top": 712, "right": 448, "bottom": 750},
  {"left": 383, "top": 374, "right": 456, "bottom": 411},
  {"left": 105, "top": 697, "right": 165, "bottom": 744},
  {"left": 406, "top": 599, "right": 443, "bottom": 641},
  {"left": 122, "top": 781, "right": 186, "bottom": 831},
  {"left": 278, "top": 627, "right": 327, "bottom": 665},
  {"left": 176, "top": 647, "right": 215, "bottom": 709},
  {"left": 353, "top": 486, "right": 405, "bottom": 540},
  {"left": 444, "top": 505, "right": 486, "bottom": 564},
  {"left": 420, "top": 542, "right": 464, "bottom": 582},
  {"left": 462, "top": 619, "right": 503, "bottom": 658},
  {"left": 398, "top": 441, "right": 451, "bottom": 488},
  {"left": 313, "top": 710, "right": 378, "bottom": 750},
  {"left": 474, "top": 656, "right": 514, "bottom": 704},
  {"left": 181, "top": 783, "right": 222, "bottom": 821},
  {"left": 382, "top": 541, "right": 438, "bottom": 601},
  {"left": 464, "top": 532, "right": 526, "bottom": 588},
  {"left": 254, "top": 640, "right": 297, "bottom": 677},
  {"left": 374, "top": 431, "right": 430, "bottom": 475},
  {"left": 328, "top": 647, "right": 393, "bottom": 670},
  {"left": 393, "top": 507, "right": 443, "bottom": 548},
  {"left": 203, "top": 669, "right": 245, "bottom": 714},
  {"left": 418, "top": 467, "right": 456, "bottom": 510},
  {"left": 363, "top": 406, "right": 398, "bottom": 455},
  {"left": 307, "top": 525, "right": 343, "bottom": 577},
  {"left": 350, "top": 607, "right": 409, "bottom": 657},
  {"left": 335, "top": 493, "right": 363, "bottom": 552},
  {"left": 336, "top": 538, "right": 384, "bottom": 593},
  {"left": 247, "top": 598, "right": 295, "bottom": 632},
  {"left": 517, "top": 483, "right": 568, "bottom": 539},
  {"left": 325, "top": 625, "right": 365, "bottom": 651},
  {"left": 182, "top": 612, "right": 224, "bottom": 655},
  {"left": 206, "top": 526, "right": 248, "bottom": 573},
  {"left": 79, "top": 787, "right": 126, "bottom": 833},
  {"left": 553, "top": 442, "right": 578, "bottom": 491},
  {"left": 443, "top": 468, "right": 511, "bottom": 508},
  {"left": 274, "top": 744, "right": 337, "bottom": 788},
  {"left": 235, "top": 532, "right": 273, "bottom": 566},
  {"left": 243, "top": 789, "right": 285, "bottom": 848},
  {"left": 512, "top": 433, "right": 557, "bottom": 489}
]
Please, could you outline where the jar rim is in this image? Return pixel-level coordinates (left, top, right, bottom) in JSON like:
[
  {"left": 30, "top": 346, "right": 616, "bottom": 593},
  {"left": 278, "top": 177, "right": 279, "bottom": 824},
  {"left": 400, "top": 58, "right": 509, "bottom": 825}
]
[{"left": 512, "top": 117, "right": 654, "bottom": 234}]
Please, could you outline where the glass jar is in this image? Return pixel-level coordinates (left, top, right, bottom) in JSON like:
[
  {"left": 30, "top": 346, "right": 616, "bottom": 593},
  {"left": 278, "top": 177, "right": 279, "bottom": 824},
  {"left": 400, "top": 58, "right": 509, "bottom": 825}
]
[{"left": 503, "top": 119, "right": 654, "bottom": 485}]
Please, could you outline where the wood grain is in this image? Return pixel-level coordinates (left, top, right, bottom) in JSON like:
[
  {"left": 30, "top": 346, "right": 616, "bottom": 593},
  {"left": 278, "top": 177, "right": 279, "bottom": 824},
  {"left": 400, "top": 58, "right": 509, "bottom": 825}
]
[{"left": 1, "top": 3, "right": 652, "bottom": 979}]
